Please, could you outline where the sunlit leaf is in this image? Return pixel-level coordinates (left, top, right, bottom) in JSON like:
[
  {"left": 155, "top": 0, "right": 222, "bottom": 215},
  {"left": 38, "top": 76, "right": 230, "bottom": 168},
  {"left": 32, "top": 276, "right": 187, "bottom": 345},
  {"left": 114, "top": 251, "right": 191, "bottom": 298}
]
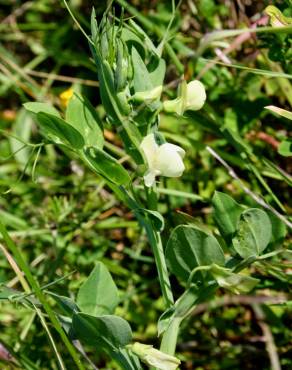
[
  {"left": 232, "top": 209, "right": 272, "bottom": 259},
  {"left": 77, "top": 262, "right": 119, "bottom": 316}
]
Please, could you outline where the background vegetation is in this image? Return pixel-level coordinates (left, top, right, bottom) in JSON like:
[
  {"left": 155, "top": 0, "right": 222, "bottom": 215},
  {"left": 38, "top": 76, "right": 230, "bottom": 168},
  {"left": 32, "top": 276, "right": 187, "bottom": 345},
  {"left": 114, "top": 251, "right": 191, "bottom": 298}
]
[{"left": 0, "top": 0, "right": 291, "bottom": 369}]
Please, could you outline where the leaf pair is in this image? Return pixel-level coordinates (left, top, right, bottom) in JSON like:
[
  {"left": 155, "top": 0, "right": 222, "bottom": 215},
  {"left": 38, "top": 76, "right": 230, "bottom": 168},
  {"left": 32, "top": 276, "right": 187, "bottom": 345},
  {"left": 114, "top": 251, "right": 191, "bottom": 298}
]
[
  {"left": 24, "top": 96, "right": 131, "bottom": 186},
  {"left": 24, "top": 94, "right": 103, "bottom": 149},
  {"left": 73, "top": 267, "right": 139, "bottom": 370},
  {"left": 53, "top": 262, "right": 140, "bottom": 370},
  {"left": 212, "top": 191, "right": 286, "bottom": 258}
]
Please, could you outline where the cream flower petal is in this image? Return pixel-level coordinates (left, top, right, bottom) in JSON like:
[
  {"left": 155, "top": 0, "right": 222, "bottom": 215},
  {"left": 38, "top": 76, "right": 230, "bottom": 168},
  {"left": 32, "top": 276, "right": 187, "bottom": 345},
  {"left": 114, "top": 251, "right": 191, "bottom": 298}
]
[
  {"left": 144, "top": 169, "right": 159, "bottom": 188},
  {"left": 140, "top": 134, "right": 185, "bottom": 186},
  {"left": 163, "top": 79, "right": 206, "bottom": 115},
  {"left": 155, "top": 143, "right": 185, "bottom": 177},
  {"left": 128, "top": 342, "right": 181, "bottom": 370},
  {"left": 163, "top": 97, "right": 183, "bottom": 115},
  {"left": 186, "top": 80, "right": 206, "bottom": 111},
  {"left": 140, "top": 133, "right": 158, "bottom": 169}
]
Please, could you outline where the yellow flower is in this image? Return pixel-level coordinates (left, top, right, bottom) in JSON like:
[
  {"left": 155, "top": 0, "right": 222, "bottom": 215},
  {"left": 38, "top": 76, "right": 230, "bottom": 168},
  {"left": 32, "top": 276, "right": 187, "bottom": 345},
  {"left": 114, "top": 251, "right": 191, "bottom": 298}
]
[{"left": 59, "top": 87, "right": 74, "bottom": 108}]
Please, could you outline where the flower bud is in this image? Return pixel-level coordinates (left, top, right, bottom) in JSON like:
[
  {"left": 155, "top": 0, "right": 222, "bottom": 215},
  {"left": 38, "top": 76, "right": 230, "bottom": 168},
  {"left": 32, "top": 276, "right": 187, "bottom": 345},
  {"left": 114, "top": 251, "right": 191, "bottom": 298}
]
[
  {"left": 163, "top": 80, "right": 206, "bottom": 115},
  {"left": 132, "top": 85, "right": 163, "bottom": 103},
  {"left": 265, "top": 5, "right": 292, "bottom": 27},
  {"left": 210, "top": 264, "right": 259, "bottom": 294},
  {"left": 128, "top": 342, "right": 181, "bottom": 370},
  {"left": 140, "top": 133, "right": 185, "bottom": 187},
  {"left": 114, "top": 39, "right": 129, "bottom": 92}
]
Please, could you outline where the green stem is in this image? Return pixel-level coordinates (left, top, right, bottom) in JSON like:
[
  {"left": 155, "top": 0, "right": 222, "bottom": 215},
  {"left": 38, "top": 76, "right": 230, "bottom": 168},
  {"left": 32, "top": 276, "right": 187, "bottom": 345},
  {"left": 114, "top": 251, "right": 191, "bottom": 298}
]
[
  {"left": 0, "top": 221, "right": 85, "bottom": 370},
  {"left": 145, "top": 185, "right": 158, "bottom": 211},
  {"left": 145, "top": 224, "right": 174, "bottom": 308},
  {"left": 106, "top": 182, "right": 174, "bottom": 308},
  {"left": 159, "top": 318, "right": 181, "bottom": 355},
  {"left": 144, "top": 185, "right": 174, "bottom": 308}
]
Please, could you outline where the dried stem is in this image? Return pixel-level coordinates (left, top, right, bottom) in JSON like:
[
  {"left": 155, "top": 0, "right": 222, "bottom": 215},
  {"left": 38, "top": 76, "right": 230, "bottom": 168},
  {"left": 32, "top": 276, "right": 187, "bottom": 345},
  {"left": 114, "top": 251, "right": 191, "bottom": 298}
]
[{"left": 206, "top": 146, "right": 292, "bottom": 229}]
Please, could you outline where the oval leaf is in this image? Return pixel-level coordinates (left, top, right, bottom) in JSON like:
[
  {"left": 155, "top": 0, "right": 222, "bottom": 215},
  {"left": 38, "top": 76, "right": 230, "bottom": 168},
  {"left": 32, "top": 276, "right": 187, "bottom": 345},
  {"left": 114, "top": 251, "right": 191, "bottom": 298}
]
[
  {"left": 66, "top": 93, "right": 104, "bottom": 148},
  {"left": 36, "top": 112, "right": 84, "bottom": 149},
  {"left": 136, "top": 209, "right": 164, "bottom": 231},
  {"left": 50, "top": 293, "right": 79, "bottom": 317},
  {"left": 23, "top": 102, "right": 61, "bottom": 117},
  {"left": 267, "top": 211, "right": 287, "bottom": 246},
  {"left": 132, "top": 47, "right": 153, "bottom": 92},
  {"left": 212, "top": 191, "right": 244, "bottom": 240},
  {"left": 278, "top": 139, "right": 292, "bottom": 157},
  {"left": 232, "top": 208, "right": 272, "bottom": 259},
  {"left": 77, "top": 262, "right": 119, "bottom": 316},
  {"left": 72, "top": 313, "right": 132, "bottom": 349},
  {"left": 166, "top": 225, "right": 225, "bottom": 282},
  {"left": 84, "top": 147, "right": 130, "bottom": 185}
]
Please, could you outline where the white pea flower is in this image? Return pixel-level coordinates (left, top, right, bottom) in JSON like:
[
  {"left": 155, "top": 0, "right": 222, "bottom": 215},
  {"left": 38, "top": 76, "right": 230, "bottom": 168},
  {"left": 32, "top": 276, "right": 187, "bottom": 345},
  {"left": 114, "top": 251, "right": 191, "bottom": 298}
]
[
  {"left": 128, "top": 342, "right": 181, "bottom": 370},
  {"left": 140, "top": 133, "right": 185, "bottom": 187},
  {"left": 163, "top": 80, "right": 206, "bottom": 115}
]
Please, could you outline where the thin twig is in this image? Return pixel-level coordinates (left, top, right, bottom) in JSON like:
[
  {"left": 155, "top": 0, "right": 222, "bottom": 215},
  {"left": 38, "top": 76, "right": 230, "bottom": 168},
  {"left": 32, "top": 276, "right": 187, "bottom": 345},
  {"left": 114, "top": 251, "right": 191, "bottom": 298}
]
[
  {"left": 0, "top": 53, "right": 40, "bottom": 88},
  {"left": 197, "top": 15, "right": 269, "bottom": 79},
  {"left": 7, "top": 253, "right": 46, "bottom": 288},
  {"left": 62, "top": 0, "right": 93, "bottom": 45},
  {"left": 0, "top": 243, "right": 30, "bottom": 292},
  {"left": 1, "top": 1, "right": 33, "bottom": 24},
  {"left": 24, "top": 69, "right": 99, "bottom": 86},
  {"left": 73, "top": 340, "right": 100, "bottom": 370},
  {"left": 206, "top": 146, "right": 292, "bottom": 229},
  {"left": 253, "top": 304, "right": 281, "bottom": 370},
  {"left": 0, "top": 62, "right": 36, "bottom": 99},
  {"left": 191, "top": 294, "right": 287, "bottom": 316}
]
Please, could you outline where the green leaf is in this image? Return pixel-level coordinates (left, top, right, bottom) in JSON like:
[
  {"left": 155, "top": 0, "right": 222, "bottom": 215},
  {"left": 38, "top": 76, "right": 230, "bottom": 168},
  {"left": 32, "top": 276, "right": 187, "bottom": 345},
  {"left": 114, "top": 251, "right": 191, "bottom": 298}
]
[
  {"left": 149, "top": 58, "right": 166, "bottom": 88},
  {"left": 136, "top": 209, "right": 164, "bottom": 231},
  {"left": 90, "top": 46, "right": 122, "bottom": 124},
  {"left": 232, "top": 208, "right": 272, "bottom": 259},
  {"left": 278, "top": 139, "right": 292, "bottom": 157},
  {"left": 220, "top": 127, "right": 252, "bottom": 155},
  {"left": 0, "top": 210, "right": 28, "bottom": 230},
  {"left": 212, "top": 191, "right": 244, "bottom": 240},
  {"left": 0, "top": 286, "right": 18, "bottom": 300},
  {"left": 210, "top": 264, "right": 259, "bottom": 294},
  {"left": 119, "top": 127, "right": 144, "bottom": 165},
  {"left": 128, "top": 19, "right": 158, "bottom": 56},
  {"left": 166, "top": 225, "right": 225, "bottom": 282},
  {"left": 77, "top": 262, "right": 119, "bottom": 316},
  {"left": 66, "top": 93, "right": 104, "bottom": 148},
  {"left": 36, "top": 112, "right": 85, "bottom": 149},
  {"left": 84, "top": 147, "right": 131, "bottom": 185},
  {"left": 23, "top": 102, "right": 61, "bottom": 117},
  {"left": 72, "top": 313, "right": 132, "bottom": 349},
  {"left": 50, "top": 293, "right": 79, "bottom": 317},
  {"left": 10, "top": 109, "right": 33, "bottom": 168},
  {"left": 266, "top": 211, "right": 287, "bottom": 246},
  {"left": 132, "top": 47, "right": 153, "bottom": 93}
]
